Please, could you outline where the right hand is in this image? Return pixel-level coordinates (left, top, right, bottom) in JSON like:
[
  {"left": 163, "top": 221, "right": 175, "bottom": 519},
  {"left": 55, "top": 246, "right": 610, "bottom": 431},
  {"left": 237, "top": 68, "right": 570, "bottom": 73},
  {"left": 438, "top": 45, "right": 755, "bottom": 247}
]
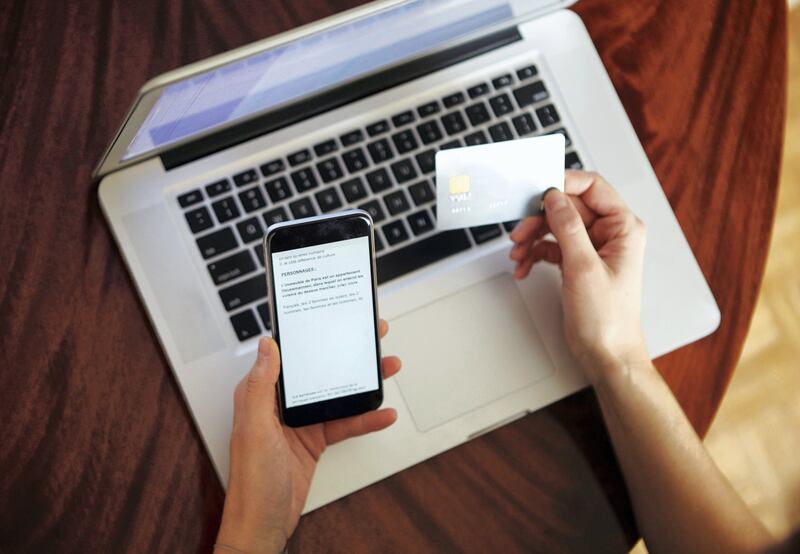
[{"left": 509, "top": 170, "right": 650, "bottom": 381}]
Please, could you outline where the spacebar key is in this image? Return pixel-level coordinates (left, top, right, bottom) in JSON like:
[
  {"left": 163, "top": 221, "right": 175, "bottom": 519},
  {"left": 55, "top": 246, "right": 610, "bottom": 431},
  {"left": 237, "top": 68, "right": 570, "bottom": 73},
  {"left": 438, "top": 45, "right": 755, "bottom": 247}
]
[{"left": 376, "top": 230, "right": 472, "bottom": 285}]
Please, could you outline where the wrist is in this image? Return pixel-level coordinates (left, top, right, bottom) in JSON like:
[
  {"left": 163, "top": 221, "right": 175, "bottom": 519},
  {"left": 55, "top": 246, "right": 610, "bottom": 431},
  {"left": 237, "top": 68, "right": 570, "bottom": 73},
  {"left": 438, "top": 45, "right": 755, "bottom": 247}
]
[
  {"left": 216, "top": 492, "right": 288, "bottom": 554},
  {"left": 578, "top": 344, "right": 653, "bottom": 388},
  {"left": 215, "top": 523, "right": 286, "bottom": 554}
]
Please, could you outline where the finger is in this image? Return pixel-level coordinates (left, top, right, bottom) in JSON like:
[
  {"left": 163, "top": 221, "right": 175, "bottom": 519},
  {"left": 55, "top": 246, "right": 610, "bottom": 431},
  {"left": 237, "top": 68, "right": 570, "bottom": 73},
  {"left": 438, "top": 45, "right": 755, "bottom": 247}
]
[
  {"left": 543, "top": 189, "right": 599, "bottom": 274},
  {"left": 379, "top": 319, "right": 389, "bottom": 339},
  {"left": 569, "top": 194, "right": 597, "bottom": 228},
  {"left": 381, "top": 356, "right": 401, "bottom": 379},
  {"left": 244, "top": 337, "right": 281, "bottom": 403},
  {"left": 509, "top": 216, "right": 548, "bottom": 244},
  {"left": 564, "top": 170, "right": 630, "bottom": 218},
  {"left": 323, "top": 408, "right": 398, "bottom": 445},
  {"left": 513, "top": 239, "right": 561, "bottom": 278}
]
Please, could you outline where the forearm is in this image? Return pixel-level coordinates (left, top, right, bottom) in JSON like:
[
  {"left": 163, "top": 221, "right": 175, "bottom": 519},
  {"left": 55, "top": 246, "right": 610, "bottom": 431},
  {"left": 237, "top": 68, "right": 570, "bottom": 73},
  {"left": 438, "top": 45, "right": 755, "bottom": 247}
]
[{"left": 591, "top": 361, "right": 773, "bottom": 554}]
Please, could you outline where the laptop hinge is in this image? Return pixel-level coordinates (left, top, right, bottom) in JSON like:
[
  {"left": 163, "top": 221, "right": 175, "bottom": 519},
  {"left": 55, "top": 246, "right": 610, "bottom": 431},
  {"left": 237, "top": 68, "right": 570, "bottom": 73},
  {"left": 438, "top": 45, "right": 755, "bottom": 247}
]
[{"left": 160, "top": 26, "right": 522, "bottom": 170}]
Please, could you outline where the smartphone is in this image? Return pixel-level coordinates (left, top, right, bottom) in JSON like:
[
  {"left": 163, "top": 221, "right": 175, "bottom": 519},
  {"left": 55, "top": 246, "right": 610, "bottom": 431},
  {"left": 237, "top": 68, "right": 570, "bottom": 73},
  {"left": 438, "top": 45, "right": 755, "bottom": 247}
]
[{"left": 264, "top": 210, "right": 383, "bottom": 427}]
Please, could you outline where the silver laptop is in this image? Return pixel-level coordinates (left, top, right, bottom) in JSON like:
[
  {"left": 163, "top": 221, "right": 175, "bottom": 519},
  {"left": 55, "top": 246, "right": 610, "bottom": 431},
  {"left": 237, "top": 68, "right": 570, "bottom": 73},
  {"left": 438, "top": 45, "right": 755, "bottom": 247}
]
[{"left": 95, "top": 0, "right": 720, "bottom": 512}]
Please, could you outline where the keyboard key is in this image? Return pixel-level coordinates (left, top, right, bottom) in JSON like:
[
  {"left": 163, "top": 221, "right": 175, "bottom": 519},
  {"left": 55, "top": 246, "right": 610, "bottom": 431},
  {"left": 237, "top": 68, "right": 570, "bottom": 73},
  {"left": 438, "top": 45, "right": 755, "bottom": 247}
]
[
  {"left": 340, "top": 129, "right": 364, "bottom": 146},
  {"left": 390, "top": 159, "right": 417, "bottom": 184},
  {"left": 465, "top": 130, "right": 488, "bottom": 146},
  {"left": 469, "top": 224, "right": 502, "bottom": 244},
  {"left": 233, "top": 169, "right": 258, "bottom": 188},
  {"left": 185, "top": 206, "right": 213, "bottom": 233},
  {"left": 359, "top": 199, "right": 387, "bottom": 223},
  {"left": 513, "top": 81, "right": 549, "bottom": 108},
  {"left": 287, "top": 149, "right": 312, "bottom": 166},
  {"left": 236, "top": 217, "right": 264, "bottom": 243},
  {"left": 549, "top": 127, "right": 572, "bottom": 147},
  {"left": 516, "top": 65, "right": 538, "bottom": 81},
  {"left": 208, "top": 251, "right": 256, "bottom": 285},
  {"left": 489, "top": 93, "right": 514, "bottom": 117},
  {"left": 441, "top": 111, "right": 467, "bottom": 135},
  {"left": 212, "top": 197, "right": 240, "bottom": 222},
  {"left": 365, "top": 168, "right": 392, "bottom": 193},
  {"left": 316, "top": 157, "right": 344, "bottom": 183},
  {"left": 291, "top": 167, "right": 319, "bottom": 192},
  {"left": 502, "top": 220, "right": 521, "bottom": 233},
  {"left": 416, "top": 120, "right": 443, "bottom": 145},
  {"left": 230, "top": 310, "right": 261, "bottom": 341},
  {"left": 256, "top": 303, "right": 272, "bottom": 331},
  {"left": 263, "top": 206, "right": 290, "bottom": 227},
  {"left": 439, "top": 139, "right": 462, "bottom": 150},
  {"left": 376, "top": 229, "right": 471, "bottom": 285},
  {"left": 366, "top": 120, "right": 390, "bottom": 136},
  {"left": 392, "top": 129, "right": 418, "bottom": 154},
  {"left": 384, "top": 190, "right": 411, "bottom": 215},
  {"left": 536, "top": 104, "right": 561, "bottom": 127},
  {"left": 219, "top": 274, "right": 267, "bottom": 311},
  {"left": 205, "top": 179, "right": 231, "bottom": 198},
  {"left": 488, "top": 121, "right": 513, "bottom": 142},
  {"left": 409, "top": 180, "right": 435, "bottom": 205},
  {"left": 465, "top": 102, "right": 491, "bottom": 126},
  {"left": 391, "top": 110, "right": 415, "bottom": 127},
  {"left": 374, "top": 233, "right": 385, "bottom": 253},
  {"left": 289, "top": 197, "right": 317, "bottom": 219},
  {"left": 407, "top": 210, "right": 434, "bottom": 235},
  {"left": 382, "top": 220, "right": 410, "bottom": 246},
  {"left": 315, "top": 188, "right": 343, "bottom": 213},
  {"left": 178, "top": 189, "right": 203, "bottom": 207},
  {"left": 340, "top": 177, "right": 368, "bottom": 203},
  {"left": 254, "top": 245, "right": 265, "bottom": 266},
  {"left": 512, "top": 113, "right": 537, "bottom": 136},
  {"left": 313, "top": 139, "right": 338, "bottom": 157},
  {"left": 415, "top": 149, "right": 436, "bottom": 174},
  {"left": 238, "top": 187, "right": 267, "bottom": 212},
  {"left": 417, "top": 101, "right": 440, "bottom": 118},
  {"left": 342, "top": 148, "right": 369, "bottom": 173},
  {"left": 492, "top": 73, "right": 514, "bottom": 89},
  {"left": 196, "top": 227, "right": 238, "bottom": 259},
  {"left": 264, "top": 176, "right": 293, "bottom": 203},
  {"left": 367, "top": 138, "right": 394, "bottom": 164},
  {"left": 442, "top": 91, "right": 465, "bottom": 108},
  {"left": 260, "top": 158, "right": 285, "bottom": 177},
  {"left": 467, "top": 83, "right": 490, "bottom": 98},
  {"left": 565, "top": 152, "right": 583, "bottom": 169}
]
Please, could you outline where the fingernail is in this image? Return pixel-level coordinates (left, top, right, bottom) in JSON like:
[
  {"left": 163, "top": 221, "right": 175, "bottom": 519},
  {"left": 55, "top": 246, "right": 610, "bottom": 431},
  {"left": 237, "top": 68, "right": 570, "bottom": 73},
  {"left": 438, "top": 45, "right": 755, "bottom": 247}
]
[
  {"left": 253, "top": 338, "right": 272, "bottom": 374},
  {"left": 543, "top": 187, "right": 559, "bottom": 199},
  {"left": 543, "top": 188, "right": 567, "bottom": 211}
]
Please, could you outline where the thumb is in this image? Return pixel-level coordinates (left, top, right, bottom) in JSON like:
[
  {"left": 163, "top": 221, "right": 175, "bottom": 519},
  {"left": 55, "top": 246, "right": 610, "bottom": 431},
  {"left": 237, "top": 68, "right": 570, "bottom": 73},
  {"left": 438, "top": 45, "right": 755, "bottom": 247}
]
[
  {"left": 246, "top": 337, "right": 281, "bottom": 400},
  {"left": 543, "top": 189, "right": 599, "bottom": 274}
]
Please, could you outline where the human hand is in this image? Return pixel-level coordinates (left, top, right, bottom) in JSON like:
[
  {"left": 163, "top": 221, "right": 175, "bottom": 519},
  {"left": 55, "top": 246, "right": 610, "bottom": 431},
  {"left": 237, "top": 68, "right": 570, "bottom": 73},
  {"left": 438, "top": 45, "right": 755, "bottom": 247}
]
[
  {"left": 214, "top": 320, "right": 401, "bottom": 554},
  {"left": 509, "top": 170, "right": 649, "bottom": 381}
]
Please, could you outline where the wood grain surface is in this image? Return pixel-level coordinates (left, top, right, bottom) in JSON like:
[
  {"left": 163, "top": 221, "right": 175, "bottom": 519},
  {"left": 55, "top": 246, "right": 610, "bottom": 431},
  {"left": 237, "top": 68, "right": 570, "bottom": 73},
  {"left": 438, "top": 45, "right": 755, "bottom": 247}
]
[{"left": 0, "top": 1, "right": 786, "bottom": 552}]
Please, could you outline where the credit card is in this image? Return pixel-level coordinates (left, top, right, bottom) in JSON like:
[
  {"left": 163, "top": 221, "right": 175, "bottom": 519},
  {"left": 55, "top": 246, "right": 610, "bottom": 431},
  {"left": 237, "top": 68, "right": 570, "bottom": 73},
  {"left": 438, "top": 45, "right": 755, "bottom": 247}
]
[{"left": 435, "top": 134, "right": 565, "bottom": 231}]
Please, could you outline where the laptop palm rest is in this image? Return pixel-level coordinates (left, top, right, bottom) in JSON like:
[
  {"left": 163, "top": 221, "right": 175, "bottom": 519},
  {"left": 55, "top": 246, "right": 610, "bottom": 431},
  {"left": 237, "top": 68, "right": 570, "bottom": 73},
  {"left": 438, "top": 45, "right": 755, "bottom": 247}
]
[{"left": 391, "top": 273, "right": 555, "bottom": 432}]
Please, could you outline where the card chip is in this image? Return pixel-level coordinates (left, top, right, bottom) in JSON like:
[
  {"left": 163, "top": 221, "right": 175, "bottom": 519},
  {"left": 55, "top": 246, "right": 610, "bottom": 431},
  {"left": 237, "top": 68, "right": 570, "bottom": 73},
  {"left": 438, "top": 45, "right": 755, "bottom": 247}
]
[{"left": 449, "top": 175, "right": 471, "bottom": 194}]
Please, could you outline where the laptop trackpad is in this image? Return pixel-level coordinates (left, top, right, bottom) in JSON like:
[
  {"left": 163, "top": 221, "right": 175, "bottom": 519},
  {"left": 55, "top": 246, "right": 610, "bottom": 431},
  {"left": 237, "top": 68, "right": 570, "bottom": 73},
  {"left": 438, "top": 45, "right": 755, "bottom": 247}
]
[{"left": 391, "top": 273, "right": 555, "bottom": 432}]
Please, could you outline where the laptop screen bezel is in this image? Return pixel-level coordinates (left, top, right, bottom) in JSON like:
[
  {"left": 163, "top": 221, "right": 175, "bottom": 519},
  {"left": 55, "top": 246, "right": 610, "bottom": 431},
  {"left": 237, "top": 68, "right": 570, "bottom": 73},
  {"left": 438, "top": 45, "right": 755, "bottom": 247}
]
[{"left": 93, "top": 0, "right": 573, "bottom": 179}]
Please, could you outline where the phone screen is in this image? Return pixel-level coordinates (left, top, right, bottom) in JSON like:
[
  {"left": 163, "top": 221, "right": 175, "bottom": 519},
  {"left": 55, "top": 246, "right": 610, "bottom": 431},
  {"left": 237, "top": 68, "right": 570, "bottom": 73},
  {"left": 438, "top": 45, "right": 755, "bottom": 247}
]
[{"left": 271, "top": 234, "right": 379, "bottom": 408}]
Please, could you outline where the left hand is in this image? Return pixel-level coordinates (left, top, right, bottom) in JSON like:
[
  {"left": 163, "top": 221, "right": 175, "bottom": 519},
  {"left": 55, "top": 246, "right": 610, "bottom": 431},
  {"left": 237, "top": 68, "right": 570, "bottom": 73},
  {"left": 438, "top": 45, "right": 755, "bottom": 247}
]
[{"left": 215, "top": 320, "right": 401, "bottom": 554}]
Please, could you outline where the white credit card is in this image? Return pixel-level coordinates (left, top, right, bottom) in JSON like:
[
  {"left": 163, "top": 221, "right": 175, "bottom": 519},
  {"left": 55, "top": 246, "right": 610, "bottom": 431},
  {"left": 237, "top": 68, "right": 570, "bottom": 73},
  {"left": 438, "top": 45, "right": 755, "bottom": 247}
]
[{"left": 435, "top": 134, "right": 565, "bottom": 230}]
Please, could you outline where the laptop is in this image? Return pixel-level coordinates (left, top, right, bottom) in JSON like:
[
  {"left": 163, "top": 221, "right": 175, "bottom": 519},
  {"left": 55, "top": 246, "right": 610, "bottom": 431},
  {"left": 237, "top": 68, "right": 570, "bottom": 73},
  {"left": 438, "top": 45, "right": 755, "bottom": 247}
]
[{"left": 94, "top": 0, "right": 720, "bottom": 512}]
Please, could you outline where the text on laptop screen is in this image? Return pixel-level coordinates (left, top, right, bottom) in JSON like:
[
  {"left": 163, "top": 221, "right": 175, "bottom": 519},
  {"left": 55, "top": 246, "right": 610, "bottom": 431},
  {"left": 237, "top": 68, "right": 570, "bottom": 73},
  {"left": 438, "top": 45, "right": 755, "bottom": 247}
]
[{"left": 123, "top": 0, "right": 513, "bottom": 161}]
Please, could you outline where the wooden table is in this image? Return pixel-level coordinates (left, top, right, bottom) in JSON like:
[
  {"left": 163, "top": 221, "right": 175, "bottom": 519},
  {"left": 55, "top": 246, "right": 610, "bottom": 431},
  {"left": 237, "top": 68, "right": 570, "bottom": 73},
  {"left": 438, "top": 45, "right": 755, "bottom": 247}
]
[{"left": 0, "top": 0, "right": 786, "bottom": 551}]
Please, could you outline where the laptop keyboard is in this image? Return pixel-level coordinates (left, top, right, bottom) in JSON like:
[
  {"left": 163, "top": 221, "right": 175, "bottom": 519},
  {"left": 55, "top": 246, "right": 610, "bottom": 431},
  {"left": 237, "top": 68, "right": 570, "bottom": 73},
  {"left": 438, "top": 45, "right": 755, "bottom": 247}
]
[{"left": 175, "top": 63, "right": 585, "bottom": 342}]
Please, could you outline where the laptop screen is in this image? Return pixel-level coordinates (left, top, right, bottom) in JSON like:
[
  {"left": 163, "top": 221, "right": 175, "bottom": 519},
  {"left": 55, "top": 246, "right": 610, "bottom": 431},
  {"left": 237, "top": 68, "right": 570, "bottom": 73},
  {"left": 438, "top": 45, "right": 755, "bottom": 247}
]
[{"left": 122, "top": 0, "right": 517, "bottom": 161}]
